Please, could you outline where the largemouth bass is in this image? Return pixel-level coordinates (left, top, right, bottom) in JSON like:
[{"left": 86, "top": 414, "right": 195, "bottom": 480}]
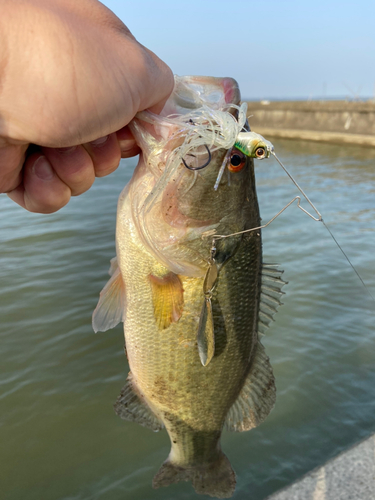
[{"left": 93, "top": 76, "right": 285, "bottom": 498}]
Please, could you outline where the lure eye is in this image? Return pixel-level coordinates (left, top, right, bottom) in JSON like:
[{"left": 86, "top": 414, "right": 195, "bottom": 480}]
[
  {"left": 228, "top": 149, "right": 246, "bottom": 172},
  {"left": 255, "top": 147, "right": 266, "bottom": 159}
]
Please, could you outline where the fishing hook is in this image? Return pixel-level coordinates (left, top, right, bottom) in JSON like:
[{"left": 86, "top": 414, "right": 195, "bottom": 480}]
[{"left": 182, "top": 145, "right": 212, "bottom": 171}]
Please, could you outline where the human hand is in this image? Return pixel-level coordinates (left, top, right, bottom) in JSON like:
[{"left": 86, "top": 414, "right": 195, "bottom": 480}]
[{"left": 0, "top": 0, "right": 173, "bottom": 213}]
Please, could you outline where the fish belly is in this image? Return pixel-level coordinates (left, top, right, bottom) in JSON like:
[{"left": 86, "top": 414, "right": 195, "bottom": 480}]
[{"left": 118, "top": 210, "right": 262, "bottom": 461}]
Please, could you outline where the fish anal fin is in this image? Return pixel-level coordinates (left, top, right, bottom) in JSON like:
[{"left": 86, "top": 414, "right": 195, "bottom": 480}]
[
  {"left": 148, "top": 272, "right": 184, "bottom": 330},
  {"left": 114, "top": 374, "right": 164, "bottom": 432},
  {"left": 92, "top": 264, "right": 125, "bottom": 333},
  {"left": 225, "top": 342, "right": 276, "bottom": 432}
]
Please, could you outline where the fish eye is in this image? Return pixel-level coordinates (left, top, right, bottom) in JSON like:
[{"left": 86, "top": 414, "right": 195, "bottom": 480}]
[{"left": 228, "top": 149, "right": 246, "bottom": 172}]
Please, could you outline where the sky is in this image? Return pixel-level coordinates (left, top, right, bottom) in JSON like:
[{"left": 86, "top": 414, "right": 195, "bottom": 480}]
[{"left": 101, "top": 0, "right": 375, "bottom": 101}]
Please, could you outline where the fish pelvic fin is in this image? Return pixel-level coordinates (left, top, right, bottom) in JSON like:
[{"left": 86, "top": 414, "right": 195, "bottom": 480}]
[
  {"left": 92, "top": 257, "right": 126, "bottom": 333},
  {"left": 153, "top": 452, "right": 236, "bottom": 499},
  {"left": 114, "top": 374, "right": 164, "bottom": 432},
  {"left": 225, "top": 341, "right": 276, "bottom": 432},
  {"left": 148, "top": 272, "right": 184, "bottom": 330}
]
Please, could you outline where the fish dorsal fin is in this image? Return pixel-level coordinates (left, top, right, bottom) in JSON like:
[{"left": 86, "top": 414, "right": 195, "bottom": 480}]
[
  {"left": 258, "top": 263, "right": 287, "bottom": 335},
  {"left": 114, "top": 374, "right": 164, "bottom": 432},
  {"left": 148, "top": 272, "right": 184, "bottom": 330},
  {"left": 92, "top": 258, "right": 125, "bottom": 333},
  {"left": 225, "top": 341, "right": 276, "bottom": 432}
]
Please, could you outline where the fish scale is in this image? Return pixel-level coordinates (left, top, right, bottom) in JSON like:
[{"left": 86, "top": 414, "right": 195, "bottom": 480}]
[{"left": 118, "top": 187, "right": 262, "bottom": 435}]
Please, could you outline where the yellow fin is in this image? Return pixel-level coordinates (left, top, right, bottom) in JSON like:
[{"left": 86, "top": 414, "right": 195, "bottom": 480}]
[{"left": 148, "top": 272, "right": 184, "bottom": 330}]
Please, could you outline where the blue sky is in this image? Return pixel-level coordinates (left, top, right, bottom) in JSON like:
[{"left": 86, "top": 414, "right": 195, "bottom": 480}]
[{"left": 101, "top": 0, "right": 375, "bottom": 100}]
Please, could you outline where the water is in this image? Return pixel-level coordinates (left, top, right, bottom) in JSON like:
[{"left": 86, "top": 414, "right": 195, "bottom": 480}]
[{"left": 1, "top": 140, "right": 374, "bottom": 500}]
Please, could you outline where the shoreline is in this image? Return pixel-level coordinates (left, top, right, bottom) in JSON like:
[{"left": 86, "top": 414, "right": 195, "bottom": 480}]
[
  {"left": 246, "top": 100, "right": 375, "bottom": 147},
  {"left": 251, "top": 127, "right": 375, "bottom": 147},
  {"left": 265, "top": 433, "right": 375, "bottom": 500}
]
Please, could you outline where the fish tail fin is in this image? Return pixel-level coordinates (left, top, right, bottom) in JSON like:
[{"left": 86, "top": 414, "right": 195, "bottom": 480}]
[{"left": 152, "top": 452, "right": 236, "bottom": 498}]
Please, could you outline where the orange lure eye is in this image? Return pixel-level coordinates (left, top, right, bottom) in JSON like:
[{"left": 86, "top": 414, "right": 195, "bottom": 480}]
[{"left": 228, "top": 149, "right": 246, "bottom": 172}]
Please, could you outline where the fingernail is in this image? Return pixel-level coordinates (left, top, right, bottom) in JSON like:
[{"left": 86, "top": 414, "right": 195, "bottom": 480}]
[
  {"left": 33, "top": 156, "right": 54, "bottom": 181},
  {"left": 91, "top": 135, "right": 109, "bottom": 146}
]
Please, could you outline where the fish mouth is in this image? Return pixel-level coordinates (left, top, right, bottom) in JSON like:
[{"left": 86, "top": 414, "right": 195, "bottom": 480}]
[
  {"left": 127, "top": 76, "right": 250, "bottom": 276},
  {"left": 161, "top": 76, "right": 241, "bottom": 116}
]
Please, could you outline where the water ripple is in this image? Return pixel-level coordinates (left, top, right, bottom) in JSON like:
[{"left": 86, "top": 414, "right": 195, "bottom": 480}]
[{"left": 1, "top": 149, "right": 374, "bottom": 500}]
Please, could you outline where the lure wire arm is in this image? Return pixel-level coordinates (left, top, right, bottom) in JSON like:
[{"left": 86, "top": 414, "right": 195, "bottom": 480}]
[
  {"left": 271, "top": 151, "right": 323, "bottom": 222},
  {"left": 270, "top": 152, "right": 374, "bottom": 300},
  {"left": 213, "top": 196, "right": 314, "bottom": 240},
  {"left": 211, "top": 149, "right": 374, "bottom": 302}
]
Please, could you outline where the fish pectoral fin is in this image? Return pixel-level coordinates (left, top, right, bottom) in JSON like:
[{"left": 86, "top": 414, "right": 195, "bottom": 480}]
[
  {"left": 108, "top": 256, "right": 119, "bottom": 276},
  {"left": 148, "top": 272, "right": 184, "bottom": 330},
  {"left": 225, "top": 341, "right": 276, "bottom": 432},
  {"left": 92, "top": 265, "right": 125, "bottom": 333},
  {"left": 114, "top": 374, "right": 164, "bottom": 432}
]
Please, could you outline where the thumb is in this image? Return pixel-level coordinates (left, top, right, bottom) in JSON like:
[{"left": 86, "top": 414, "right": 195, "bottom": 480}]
[{"left": 118, "top": 40, "right": 174, "bottom": 115}]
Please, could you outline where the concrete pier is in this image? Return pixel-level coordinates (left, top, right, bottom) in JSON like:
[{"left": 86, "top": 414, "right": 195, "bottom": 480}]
[
  {"left": 266, "top": 434, "right": 375, "bottom": 500},
  {"left": 246, "top": 100, "right": 375, "bottom": 147}
]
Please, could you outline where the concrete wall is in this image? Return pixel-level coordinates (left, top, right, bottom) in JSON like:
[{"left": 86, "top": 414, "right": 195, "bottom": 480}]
[
  {"left": 266, "top": 433, "right": 375, "bottom": 500},
  {"left": 246, "top": 100, "right": 375, "bottom": 146}
]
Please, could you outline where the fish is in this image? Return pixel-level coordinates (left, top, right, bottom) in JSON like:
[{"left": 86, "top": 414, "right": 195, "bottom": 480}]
[{"left": 92, "top": 76, "right": 285, "bottom": 498}]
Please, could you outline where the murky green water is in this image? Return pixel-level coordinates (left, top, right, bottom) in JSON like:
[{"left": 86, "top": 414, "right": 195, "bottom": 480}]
[{"left": 1, "top": 140, "right": 374, "bottom": 500}]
